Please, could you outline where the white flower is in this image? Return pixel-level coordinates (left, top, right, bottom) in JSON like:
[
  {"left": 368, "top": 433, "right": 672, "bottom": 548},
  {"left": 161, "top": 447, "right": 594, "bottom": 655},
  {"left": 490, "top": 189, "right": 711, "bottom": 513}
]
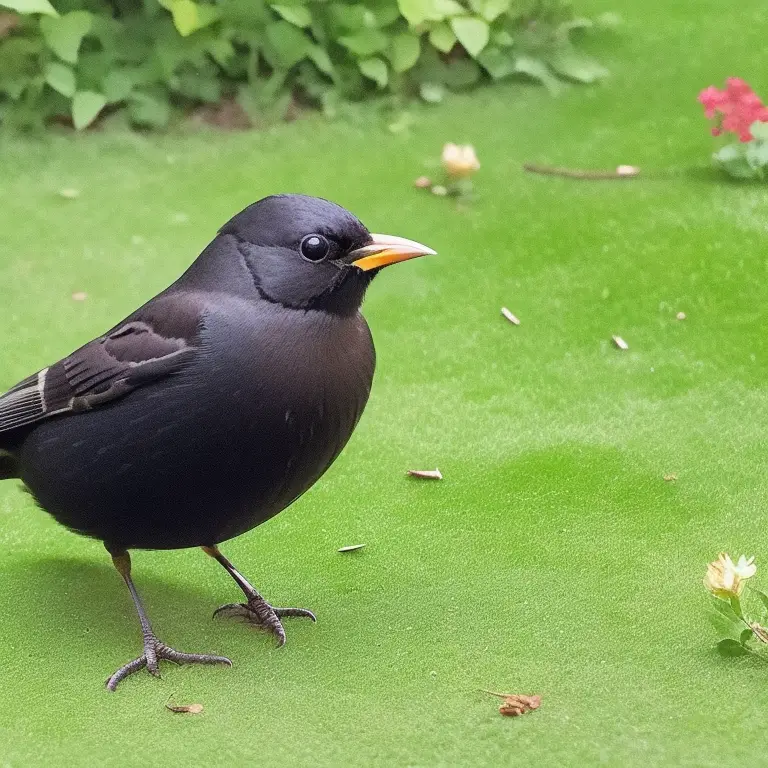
[
  {"left": 704, "top": 553, "right": 756, "bottom": 598},
  {"left": 441, "top": 143, "right": 480, "bottom": 178}
]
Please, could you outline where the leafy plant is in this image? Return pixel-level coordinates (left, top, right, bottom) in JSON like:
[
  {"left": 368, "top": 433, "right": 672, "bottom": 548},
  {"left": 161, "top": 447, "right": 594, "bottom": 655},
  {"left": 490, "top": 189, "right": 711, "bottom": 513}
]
[
  {"left": 699, "top": 78, "right": 768, "bottom": 181},
  {"left": 0, "top": 0, "right": 618, "bottom": 131},
  {"left": 704, "top": 553, "right": 768, "bottom": 659}
]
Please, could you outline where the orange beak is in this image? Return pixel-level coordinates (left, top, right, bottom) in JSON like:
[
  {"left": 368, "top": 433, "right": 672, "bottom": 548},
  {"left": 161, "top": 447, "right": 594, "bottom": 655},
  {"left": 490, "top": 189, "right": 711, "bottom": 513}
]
[{"left": 350, "top": 233, "right": 437, "bottom": 272}]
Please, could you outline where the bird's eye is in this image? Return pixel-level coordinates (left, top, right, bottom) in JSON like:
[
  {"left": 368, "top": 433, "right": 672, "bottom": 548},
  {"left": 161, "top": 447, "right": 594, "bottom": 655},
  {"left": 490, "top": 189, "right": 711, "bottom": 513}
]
[{"left": 300, "top": 234, "right": 330, "bottom": 263}]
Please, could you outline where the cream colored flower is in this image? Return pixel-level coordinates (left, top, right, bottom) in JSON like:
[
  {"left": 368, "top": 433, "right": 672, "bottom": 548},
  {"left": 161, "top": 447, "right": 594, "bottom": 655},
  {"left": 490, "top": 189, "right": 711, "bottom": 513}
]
[
  {"left": 442, "top": 143, "right": 480, "bottom": 178},
  {"left": 704, "top": 553, "right": 756, "bottom": 598}
]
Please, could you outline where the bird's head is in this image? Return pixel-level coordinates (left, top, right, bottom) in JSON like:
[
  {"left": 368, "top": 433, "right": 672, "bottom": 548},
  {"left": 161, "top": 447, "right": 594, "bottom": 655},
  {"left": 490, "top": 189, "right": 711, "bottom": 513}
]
[{"left": 217, "top": 194, "right": 436, "bottom": 315}]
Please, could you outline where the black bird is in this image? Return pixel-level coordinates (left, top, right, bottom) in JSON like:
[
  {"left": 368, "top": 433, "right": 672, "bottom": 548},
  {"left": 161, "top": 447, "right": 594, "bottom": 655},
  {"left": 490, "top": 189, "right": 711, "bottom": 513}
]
[{"left": 0, "top": 194, "right": 435, "bottom": 690}]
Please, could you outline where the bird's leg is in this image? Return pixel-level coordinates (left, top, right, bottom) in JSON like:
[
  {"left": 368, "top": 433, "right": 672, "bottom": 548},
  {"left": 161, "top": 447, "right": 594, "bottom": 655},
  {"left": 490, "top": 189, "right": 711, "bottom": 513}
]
[
  {"left": 203, "top": 545, "right": 316, "bottom": 647},
  {"left": 106, "top": 550, "right": 232, "bottom": 691}
]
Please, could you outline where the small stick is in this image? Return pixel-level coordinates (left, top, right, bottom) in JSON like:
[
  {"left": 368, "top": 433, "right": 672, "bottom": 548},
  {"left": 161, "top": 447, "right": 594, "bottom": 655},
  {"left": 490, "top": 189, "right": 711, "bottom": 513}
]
[
  {"left": 501, "top": 307, "right": 520, "bottom": 325},
  {"left": 407, "top": 469, "right": 443, "bottom": 480},
  {"left": 338, "top": 544, "right": 366, "bottom": 553},
  {"left": 523, "top": 163, "right": 640, "bottom": 180},
  {"left": 612, "top": 335, "right": 629, "bottom": 350}
]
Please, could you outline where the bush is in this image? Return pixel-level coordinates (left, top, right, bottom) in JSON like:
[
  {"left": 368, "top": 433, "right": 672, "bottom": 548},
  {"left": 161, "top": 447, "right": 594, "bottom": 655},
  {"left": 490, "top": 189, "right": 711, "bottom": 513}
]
[{"left": 0, "top": 0, "right": 617, "bottom": 131}]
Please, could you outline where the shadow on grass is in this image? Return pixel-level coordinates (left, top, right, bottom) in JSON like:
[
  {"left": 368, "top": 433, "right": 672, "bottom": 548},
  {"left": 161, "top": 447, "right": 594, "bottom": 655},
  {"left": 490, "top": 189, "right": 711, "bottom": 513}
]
[{"left": 0, "top": 556, "right": 230, "bottom": 667}]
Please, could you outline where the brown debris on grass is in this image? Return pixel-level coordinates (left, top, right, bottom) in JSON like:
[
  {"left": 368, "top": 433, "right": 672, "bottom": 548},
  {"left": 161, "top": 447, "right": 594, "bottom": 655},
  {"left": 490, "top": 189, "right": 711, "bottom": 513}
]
[
  {"left": 524, "top": 163, "right": 640, "bottom": 180},
  {"left": 166, "top": 702, "right": 204, "bottom": 714},
  {"left": 481, "top": 690, "right": 542, "bottom": 717}
]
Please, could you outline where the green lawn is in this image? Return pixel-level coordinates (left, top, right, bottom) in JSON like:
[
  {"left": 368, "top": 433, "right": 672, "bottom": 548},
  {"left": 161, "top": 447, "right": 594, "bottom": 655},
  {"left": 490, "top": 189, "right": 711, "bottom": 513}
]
[{"left": 2, "top": 0, "right": 768, "bottom": 764}]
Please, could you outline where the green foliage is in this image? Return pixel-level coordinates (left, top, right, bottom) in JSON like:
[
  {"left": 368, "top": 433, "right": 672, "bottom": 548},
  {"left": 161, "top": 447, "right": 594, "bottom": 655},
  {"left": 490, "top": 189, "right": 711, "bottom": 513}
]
[
  {"left": 712, "top": 123, "right": 768, "bottom": 181},
  {"left": 0, "top": 0, "right": 615, "bottom": 131}
]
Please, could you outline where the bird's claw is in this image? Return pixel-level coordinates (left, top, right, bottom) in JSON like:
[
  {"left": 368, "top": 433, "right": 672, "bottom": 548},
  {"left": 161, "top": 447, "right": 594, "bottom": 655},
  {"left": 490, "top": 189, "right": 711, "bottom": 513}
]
[
  {"left": 106, "top": 636, "right": 231, "bottom": 691},
  {"left": 213, "top": 596, "right": 316, "bottom": 646}
]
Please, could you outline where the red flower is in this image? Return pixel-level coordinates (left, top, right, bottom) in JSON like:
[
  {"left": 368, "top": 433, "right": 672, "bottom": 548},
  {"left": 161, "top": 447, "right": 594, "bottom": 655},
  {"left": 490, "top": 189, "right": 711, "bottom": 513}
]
[{"left": 698, "top": 78, "right": 768, "bottom": 142}]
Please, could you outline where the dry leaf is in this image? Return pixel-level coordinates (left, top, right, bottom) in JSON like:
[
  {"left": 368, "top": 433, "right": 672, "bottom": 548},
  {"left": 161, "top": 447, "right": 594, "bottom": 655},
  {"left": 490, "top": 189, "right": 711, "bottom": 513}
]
[
  {"left": 663, "top": 473, "right": 678, "bottom": 482},
  {"left": 612, "top": 335, "right": 629, "bottom": 350},
  {"left": 676, "top": 311, "right": 686, "bottom": 320},
  {"left": 407, "top": 469, "right": 443, "bottom": 480},
  {"left": 501, "top": 307, "right": 520, "bottom": 325},
  {"left": 71, "top": 291, "right": 88, "bottom": 302},
  {"left": 338, "top": 544, "right": 366, "bottom": 553},
  {"left": 166, "top": 703, "right": 204, "bottom": 714},
  {"left": 414, "top": 176, "right": 432, "bottom": 189},
  {"left": 481, "top": 690, "right": 541, "bottom": 717}
]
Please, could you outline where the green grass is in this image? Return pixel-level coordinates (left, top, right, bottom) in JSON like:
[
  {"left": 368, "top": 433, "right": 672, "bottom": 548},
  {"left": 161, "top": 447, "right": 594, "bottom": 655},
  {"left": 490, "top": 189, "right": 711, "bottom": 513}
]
[{"left": 2, "top": 0, "right": 768, "bottom": 764}]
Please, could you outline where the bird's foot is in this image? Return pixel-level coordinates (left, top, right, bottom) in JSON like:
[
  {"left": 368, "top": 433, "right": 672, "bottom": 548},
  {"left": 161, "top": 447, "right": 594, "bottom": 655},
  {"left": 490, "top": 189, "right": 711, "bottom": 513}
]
[
  {"left": 213, "top": 594, "right": 316, "bottom": 646},
  {"left": 106, "top": 634, "right": 232, "bottom": 691}
]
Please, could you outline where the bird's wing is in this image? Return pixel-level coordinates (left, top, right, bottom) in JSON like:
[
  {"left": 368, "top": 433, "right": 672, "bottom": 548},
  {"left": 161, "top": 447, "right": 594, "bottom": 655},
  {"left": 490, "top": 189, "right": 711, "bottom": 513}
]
[{"left": 0, "top": 295, "right": 204, "bottom": 435}]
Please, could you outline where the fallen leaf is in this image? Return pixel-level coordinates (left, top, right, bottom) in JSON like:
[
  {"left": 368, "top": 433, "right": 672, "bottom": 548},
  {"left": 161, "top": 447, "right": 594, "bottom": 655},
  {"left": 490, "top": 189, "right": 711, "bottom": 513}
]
[
  {"left": 166, "top": 702, "right": 204, "bottom": 714},
  {"left": 612, "top": 335, "right": 629, "bottom": 350},
  {"left": 71, "top": 291, "right": 87, "bottom": 301},
  {"left": 481, "top": 690, "right": 541, "bottom": 717},
  {"left": 407, "top": 469, "right": 443, "bottom": 480},
  {"left": 663, "top": 473, "right": 677, "bottom": 482},
  {"left": 338, "top": 544, "right": 366, "bottom": 553},
  {"left": 501, "top": 307, "right": 520, "bottom": 325}
]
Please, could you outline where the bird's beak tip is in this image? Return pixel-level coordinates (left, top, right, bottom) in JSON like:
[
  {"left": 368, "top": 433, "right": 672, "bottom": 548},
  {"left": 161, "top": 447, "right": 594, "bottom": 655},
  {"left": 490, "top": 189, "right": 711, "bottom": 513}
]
[{"left": 350, "top": 233, "right": 437, "bottom": 272}]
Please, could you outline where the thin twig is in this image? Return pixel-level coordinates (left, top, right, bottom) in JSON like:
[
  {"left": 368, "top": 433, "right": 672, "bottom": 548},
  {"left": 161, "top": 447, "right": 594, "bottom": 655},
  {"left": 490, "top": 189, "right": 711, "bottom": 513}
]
[{"left": 523, "top": 163, "right": 640, "bottom": 180}]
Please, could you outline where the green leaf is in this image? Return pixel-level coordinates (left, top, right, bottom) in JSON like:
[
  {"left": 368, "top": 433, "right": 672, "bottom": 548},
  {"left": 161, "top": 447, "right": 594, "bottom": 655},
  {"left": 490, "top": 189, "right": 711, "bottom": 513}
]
[
  {"left": 0, "top": 0, "right": 58, "bottom": 16},
  {"left": 371, "top": 3, "right": 400, "bottom": 27},
  {"left": 752, "top": 588, "right": 768, "bottom": 613},
  {"left": 71, "top": 90, "right": 105, "bottom": 130},
  {"left": 308, "top": 46, "right": 334, "bottom": 76},
  {"left": 265, "top": 20, "right": 311, "bottom": 67},
  {"left": 128, "top": 91, "right": 171, "bottom": 128},
  {"left": 492, "top": 29, "right": 514, "bottom": 47},
  {"left": 44, "top": 61, "right": 75, "bottom": 97},
  {"left": 40, "top": 10, "right": 92, "bottom": 64},
  {"left": 338, "top": 28, "right": 388, "bottom": 56},
  {"left": 419, "top": 81, "right": 444, "bottom": 102},
  {"left": 477, "top": 46, "right": 513, "bottom": 80},
  {"left": 711, "top": 596, "right": 743, "bottom": 624},
  {"left": 750, "top": 122, "right": 768, "bottom": 142},
  {"left": 708, "top": 609, "right": 746, "bottom": 642},
  {"left": 271, "top": 4, "right": 311, "bottom": 27},
  {"left": 170, "top": 0, "right": 198, "bottom": 37},
  {"left": 358, "top": 56, "right": 388, "bottom": 88},
  {"left": 513, "top": 55, "right": 561, "bottom": 95},
  {"left": 433, "top": 0, "right": 464, "bottom": 17},
  {"left": 717, "top": 638, "right": 749, "bottom": 657},
  {"left": 740, "top": 627, "right": 755, "bottom": 645},
  {"left": 469, "top": 0, "right": 508, "bottom": 22},
  {"left": 746, "top": 140, "right": 768, "bottom": 173},
  {"left": 390, "top": 33, "right": 420, "bottom": 73},
  {"left": 450, "top": 17, "right": 489, "bottom": 58},
  {"left": 397, "top": 0, "right": 434, "bottom": 25},
  {"left": 206, "top": 37, "right": 235, "bottom": 68},
  {"left": 429, "top": 22, "right": 456, "bottom": 53},
  {"left": 548, "top": 45, "right": 608, "bottom": 83},
  {"left": 102, "top": 69, "right": 135, "bottom": 103},
  {"left": 714, "top": 144, "right": 759, "bottom": 180}
]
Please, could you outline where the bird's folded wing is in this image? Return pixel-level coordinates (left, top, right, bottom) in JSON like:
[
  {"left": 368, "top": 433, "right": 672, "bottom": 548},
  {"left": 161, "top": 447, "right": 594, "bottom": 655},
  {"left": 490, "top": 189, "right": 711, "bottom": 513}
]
[{"left": 0, "top": 305, "right": 201, "bottom": 435}]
